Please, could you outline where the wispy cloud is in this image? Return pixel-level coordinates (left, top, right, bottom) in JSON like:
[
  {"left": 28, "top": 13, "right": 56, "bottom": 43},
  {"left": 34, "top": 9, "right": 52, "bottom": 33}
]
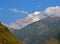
[
  {"left": 37, "top": 5, "right": 41, "bottom": 8},
  {"left": 7, "top": 11, "right": 46, "bottom": 30},
  {"left": 10, "top": 8, "right": 28, "bottom": 14},
  {"left": 6, "top": 6, "right": 60, "bottom": 30},
  {"left": 0, "top": 8, "right": 3, "bottom": 10}
]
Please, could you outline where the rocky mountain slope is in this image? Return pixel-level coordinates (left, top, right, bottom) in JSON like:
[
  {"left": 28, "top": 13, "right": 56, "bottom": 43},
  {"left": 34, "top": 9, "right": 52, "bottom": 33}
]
[{"left": 13, "top": 16, "right": 60, "bottom": 44}]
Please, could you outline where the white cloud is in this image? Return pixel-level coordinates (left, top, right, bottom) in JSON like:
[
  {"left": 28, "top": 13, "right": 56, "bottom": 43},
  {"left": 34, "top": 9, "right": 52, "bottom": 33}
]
[
  {"left": 45, "top": 6, "right": 60, "bottom": 16},
  {"left": 10, "top": 8, "right": 28, "bottom": 14},
  {"left": 28, "top": 11, "right": 40, "bottom": 22},
  {"left": 33, "top": 11, "right": 41, "bottom": 15},
  {"left": 28, "top": 14, "right": 34, "bottom": 18},
  {"left": 27, "top": 11, "right": 46, "bottom": 22},
  {"left": 32, "top": 17, "right": 40, "bottom": 22},
  {"left": 10, "top": 8, "right": 18, "bottom": 12},
  {"left": 7, "top": 11, "right": 46, "bottom": 30},
  {"left": 20, "top": 10, "right": 28, "bottom": 14},
  {"left": 6, "top": 6, "right": 60, "bottom": 31}
]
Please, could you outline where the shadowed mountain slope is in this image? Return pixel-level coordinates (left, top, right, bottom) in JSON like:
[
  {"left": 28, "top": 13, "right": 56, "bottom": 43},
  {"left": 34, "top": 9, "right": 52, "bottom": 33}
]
[{"left": 13, "top": 16, "right": 60, "bottom": 44}]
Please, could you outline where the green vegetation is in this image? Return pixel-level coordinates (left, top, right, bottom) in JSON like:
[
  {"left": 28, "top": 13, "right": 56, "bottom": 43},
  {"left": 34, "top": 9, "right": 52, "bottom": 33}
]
[{"left": 0, "top": 23, "right": 23, "bottom": 44}]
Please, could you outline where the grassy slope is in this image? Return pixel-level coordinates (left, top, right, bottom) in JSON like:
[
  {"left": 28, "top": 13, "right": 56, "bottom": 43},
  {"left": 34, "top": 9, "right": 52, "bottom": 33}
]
[{"left": 0, "top": 23, "right": 23, "bottom": 44}]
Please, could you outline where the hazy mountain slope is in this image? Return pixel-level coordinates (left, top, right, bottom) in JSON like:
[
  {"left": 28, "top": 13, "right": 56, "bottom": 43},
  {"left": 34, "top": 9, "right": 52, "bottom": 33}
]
[
  {"left": 13, "top": 17, "right": 60, "bottom": 44},
  {"left": 0, "top": 23, "right": 23, "bottom": 44},
  {"left": 6, "top": 11, "right": 46, "bottom": 31},
  {"left": 42, "top": 38, "right": 59, "bottom": 44}
]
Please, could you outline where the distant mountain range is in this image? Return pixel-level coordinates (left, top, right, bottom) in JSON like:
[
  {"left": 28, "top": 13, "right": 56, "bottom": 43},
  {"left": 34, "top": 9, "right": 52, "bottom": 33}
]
[
  {"left": 12, "top": 16, "right": 60, "bottom": 44},
  {"left": 6, "top": 11, "right": 47, "bottom": 31},
  {"left": 0, "top": 23, "right": 23, "bottom": 44}
]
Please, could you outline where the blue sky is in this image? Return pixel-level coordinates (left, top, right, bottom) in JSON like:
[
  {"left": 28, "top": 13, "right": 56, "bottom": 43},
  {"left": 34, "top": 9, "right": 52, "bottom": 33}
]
[{"left": 0, "top": 0, "right": 60, "bottom": 24}]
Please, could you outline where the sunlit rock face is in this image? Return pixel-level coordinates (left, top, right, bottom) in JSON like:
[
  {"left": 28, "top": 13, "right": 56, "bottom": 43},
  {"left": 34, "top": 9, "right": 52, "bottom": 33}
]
[{"left": 13, "top": 16, "right": 60, "bottom": 44}]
